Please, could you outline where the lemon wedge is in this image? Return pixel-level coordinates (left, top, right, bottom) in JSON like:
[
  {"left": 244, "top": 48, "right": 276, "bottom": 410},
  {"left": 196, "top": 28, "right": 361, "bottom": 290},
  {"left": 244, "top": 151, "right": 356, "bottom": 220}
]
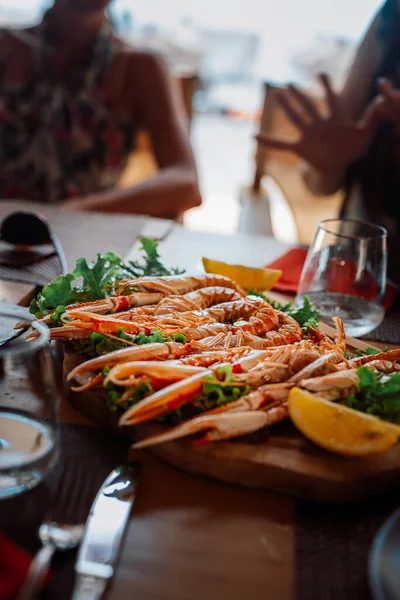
[
  {"left": 202, "top": 257, "right": 281, "bottom": 291},
  {"left": 288, "top": 387, "right": 400, "bottom": 457}
]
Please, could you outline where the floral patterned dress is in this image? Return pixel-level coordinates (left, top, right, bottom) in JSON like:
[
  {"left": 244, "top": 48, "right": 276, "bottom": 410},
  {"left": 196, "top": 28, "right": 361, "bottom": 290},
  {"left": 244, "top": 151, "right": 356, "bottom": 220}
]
[{"left": 0, "top": 17, "right": 136, "bottom": 203}]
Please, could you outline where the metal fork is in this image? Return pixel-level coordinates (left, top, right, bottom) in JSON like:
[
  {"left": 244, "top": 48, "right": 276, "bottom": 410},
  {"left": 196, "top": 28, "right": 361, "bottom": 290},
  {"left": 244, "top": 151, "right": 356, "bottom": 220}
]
[{"left": 16, "top": 458, "right": 89, "bottom": 600}]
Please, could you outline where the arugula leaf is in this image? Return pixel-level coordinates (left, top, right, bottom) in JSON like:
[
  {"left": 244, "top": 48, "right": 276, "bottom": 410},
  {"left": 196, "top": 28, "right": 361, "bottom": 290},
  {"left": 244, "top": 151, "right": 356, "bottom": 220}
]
[
  {"left": 73, "top": 253, "right": 122, "bottom": 301},
  {"left": 247, "top": 290, "right": 293, "bottom": 312},
  {"left": 50, "top": 305, "right": 67, "bottom": 326},
  {"left": 105, "top": 380, "right": 153, "bottom": 413},
  {"left": 30, "top": 240, "right": 186, "bottom": 319},
  {"left": 288, "top": 297, "right": 320, "bottom": 328},
  {"left": 357, "top": 365, "right": 377, "bottom": 389},
  {"left": 30, "top": 273, "right": 77, "bottom": 317},
  {"left": 355, "top": 346, "right": 388, "bottom": 357},
  {"left": 70, "top": 328, "right": 187, "bottom": 358},
  {"left": 30, "top": 252, "right": 123, "bottom": 318},
  {"left": 200, "top": 365, "right": 251, "bottom": 410},
  {"left": 340, "top": 366, "right": 400, "bottom": 424},
  {"left": 122, "top": 239, "right": 185, "bottom": 279}
]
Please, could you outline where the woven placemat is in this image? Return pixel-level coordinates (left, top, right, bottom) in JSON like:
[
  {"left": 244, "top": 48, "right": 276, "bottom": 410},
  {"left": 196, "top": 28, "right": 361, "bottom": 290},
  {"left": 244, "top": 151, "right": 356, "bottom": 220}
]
[
  {"left": 296, "top": 494, "right": 400, "bottom": 600},
  {"left": 0, "top": 423, "right": 131, "bottom": 600},
  {"left": 0, "top": 200, "right": 147, "bottom": 287},
  {"left": 363, "top": 305, "right": 400, "bottom": 345}
]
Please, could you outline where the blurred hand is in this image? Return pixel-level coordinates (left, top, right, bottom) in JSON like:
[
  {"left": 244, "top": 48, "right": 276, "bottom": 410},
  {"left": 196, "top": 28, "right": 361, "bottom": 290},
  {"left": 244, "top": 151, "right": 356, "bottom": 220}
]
[
  {"left": 368, "top": 78, "right": 400, "bottom": 132},
  {"left": 256, "top": 74, "right": 376, "bottom": 173}
]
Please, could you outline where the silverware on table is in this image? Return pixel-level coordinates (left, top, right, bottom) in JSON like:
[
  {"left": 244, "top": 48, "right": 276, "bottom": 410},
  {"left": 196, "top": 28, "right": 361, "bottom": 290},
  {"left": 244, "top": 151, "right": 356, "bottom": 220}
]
[
  {"left": 72, "top": 462, "right": 141, "bottom": 600},
  {"left": 16, "top": 460, "right": 86, "bottom": 600}
]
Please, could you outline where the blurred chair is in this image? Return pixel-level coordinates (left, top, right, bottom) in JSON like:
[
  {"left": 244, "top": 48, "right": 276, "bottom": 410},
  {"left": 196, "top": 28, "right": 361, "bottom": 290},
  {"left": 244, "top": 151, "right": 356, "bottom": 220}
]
[
  {"left": 119, "top": 72, "right": 199, "bottom": 189},
  {"left": 239, "top": 81, "right": 343, "bottom": 245}
]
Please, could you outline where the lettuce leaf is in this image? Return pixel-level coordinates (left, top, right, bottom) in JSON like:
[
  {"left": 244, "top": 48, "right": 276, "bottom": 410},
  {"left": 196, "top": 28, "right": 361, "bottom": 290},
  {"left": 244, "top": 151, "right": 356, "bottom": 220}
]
[
  {"left": 355, "top": 346, "right": 387, "bottom": 357},
  {"left": 341, "top": 366, "right": 400, "bottom": 424},
  {"left": 120, "top": 238, "right": 185, "bottom": 279},
  {"left": 200, "top": 365, "right": 251, "bottom": 410},
  {"left": 30, "top": 252, "right": 123, "bottom": 317},
  {"left": 105, "top": 380, "right": 153, "bottom": 413},
  {"left": 69, "top": 328, "right": 187, "bottom": 358},
  {"left": 30, "top": 240, "right": 187, "bottom": 319}
]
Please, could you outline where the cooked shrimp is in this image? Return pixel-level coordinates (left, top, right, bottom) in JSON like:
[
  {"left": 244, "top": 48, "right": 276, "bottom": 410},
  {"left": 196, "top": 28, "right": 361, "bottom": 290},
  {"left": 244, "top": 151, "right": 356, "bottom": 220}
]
[
  {"left": 67, "top": 341, "right": 195, "bottom": 383},
  {"left": 308, "top": 317, "right": 346, "bottom": 357},
  {"left": 115, "top": 274, "right": 244, "bottom": 296},
  {"left": 103, "top": 362, "right": 203, "bottom": 388},
  {"left": 349, "top": 348, "right": 400, "bottom": 367},
  {"left": 205, "top": 383, "right": 293, "bottom": 415},
  {"left": 154, "top": 286, "right": 243, "bottom": 315},
  {"left": 133, "top": 411, "right": 270, "bottom": 448},
  {"left": 33, "top": 292, "right": 166, "bottom": 327},
  {"left": 299, "top": 369, "right": 359, "bottom": 401}
]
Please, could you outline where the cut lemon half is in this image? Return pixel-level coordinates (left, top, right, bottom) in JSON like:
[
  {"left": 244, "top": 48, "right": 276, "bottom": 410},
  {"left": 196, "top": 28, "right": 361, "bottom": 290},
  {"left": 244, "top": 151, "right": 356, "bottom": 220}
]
[
  {"left": 202, "top": 257, "right": 281, "bottom": 291},
  {"left": 288, "top": 387, "right": 400, "bottom": 457}
]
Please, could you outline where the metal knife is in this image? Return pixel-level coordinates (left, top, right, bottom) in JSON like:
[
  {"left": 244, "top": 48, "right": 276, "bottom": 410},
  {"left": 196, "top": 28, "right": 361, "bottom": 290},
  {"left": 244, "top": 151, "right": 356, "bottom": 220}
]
[{"left": 72, "top": 462, "right": 141, "bottom": 600}]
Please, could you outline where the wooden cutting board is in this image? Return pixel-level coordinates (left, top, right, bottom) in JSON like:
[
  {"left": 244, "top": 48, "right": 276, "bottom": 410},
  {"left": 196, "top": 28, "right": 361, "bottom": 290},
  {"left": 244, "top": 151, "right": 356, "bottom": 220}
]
[{"left": 68, "top": 386, "right": 400, "bottom": 503}]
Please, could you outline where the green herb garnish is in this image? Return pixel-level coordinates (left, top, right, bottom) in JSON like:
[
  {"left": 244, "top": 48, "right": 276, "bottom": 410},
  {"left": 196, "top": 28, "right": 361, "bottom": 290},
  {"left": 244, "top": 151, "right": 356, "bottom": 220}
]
[
  {"left": 121, "top": 239, "right": 185, "bottom": 279},
  {"left": 105, "top": 380, "right": 154, "bottom": 413},
  {"left": 30, "top": 252, "right": 123, "bottom": 318},
  {"left": 355, "top": 346, "right": 387, "bottom": 357},
  {"left": 340, "top": 366, "right": 400, "bottom": 424},
  {"left": 70, "top": 328, "right": 187, "bottom": 358},
  {"left": 199, "top": 365, "right": 251, "bottom": 410},
  {"left": 30, "top": 240, "right": 186, "bottom": 319}
]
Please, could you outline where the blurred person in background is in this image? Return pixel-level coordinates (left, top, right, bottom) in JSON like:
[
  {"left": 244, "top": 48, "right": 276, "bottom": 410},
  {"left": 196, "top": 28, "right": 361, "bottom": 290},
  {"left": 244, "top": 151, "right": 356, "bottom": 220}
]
[
  {"left": 257, "top": 0, "right": 400, "bottom": 284},
  {"left": 0, "top": 0, "right": 201, "bottom": 219}
]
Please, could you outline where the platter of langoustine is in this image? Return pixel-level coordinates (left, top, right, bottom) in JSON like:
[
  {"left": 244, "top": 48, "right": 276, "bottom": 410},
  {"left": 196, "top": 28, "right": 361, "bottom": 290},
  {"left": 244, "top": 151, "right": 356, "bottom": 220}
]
[{"left": 27, "top": 242, "right": 400, "bottom": 501}]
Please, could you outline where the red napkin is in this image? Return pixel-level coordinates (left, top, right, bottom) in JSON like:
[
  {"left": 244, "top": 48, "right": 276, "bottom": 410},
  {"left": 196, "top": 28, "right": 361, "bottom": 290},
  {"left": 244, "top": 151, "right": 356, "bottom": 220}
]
[
  {"left": 266, "top": 247, "right": 398, "bottom": 312},
  {"left": 0, "top": 532, "right": 32, "bottom": 600},
  {"left": 267, "top": 248, "right": 308, "bottom": 294}
]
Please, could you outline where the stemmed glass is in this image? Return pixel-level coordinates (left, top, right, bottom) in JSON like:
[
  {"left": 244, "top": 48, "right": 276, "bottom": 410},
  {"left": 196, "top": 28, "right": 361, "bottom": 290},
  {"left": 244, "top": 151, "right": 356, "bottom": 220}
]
[
  {"left": 296, "top": 219, "right": 387, "bottom": 337},
  {"left": 0, "top": 305, "right": 61, "bottom": 498}
]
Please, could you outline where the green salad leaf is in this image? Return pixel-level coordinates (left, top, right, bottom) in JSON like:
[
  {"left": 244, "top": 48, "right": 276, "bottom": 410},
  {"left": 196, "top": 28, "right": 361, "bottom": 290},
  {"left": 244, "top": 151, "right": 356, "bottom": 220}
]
[
  {"left": 341, "top": 366, "right": 400, "bottom": 424},
  {"left": 30, "top": 240, "right": 187, "bottom": 319},
  {"left": 69, "top": 328, "right": 187, "bottom": 358},
  {"left": 105, "top": 380, "right": 153, "bottom": 413},
  {"left": 121, "top": 238, "right": 185, "bottom": 279},
  {"left": 288, "top": 297, "right": 320, "bottom": 329},
  {"left": 199, "top": 365, "right": 251, "bottom": 410},
  {"left": 30, "top": 252, "right": 123, "bottom": 318},
  {"left": 355, "top": 346, "right": 387, "bottom": 357}
]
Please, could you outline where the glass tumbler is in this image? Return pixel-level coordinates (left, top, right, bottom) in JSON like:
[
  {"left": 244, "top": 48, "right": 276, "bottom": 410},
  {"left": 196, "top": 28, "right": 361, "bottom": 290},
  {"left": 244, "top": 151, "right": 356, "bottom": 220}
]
[
  {"left": 0, "top": 305, "right": 61, "bottom": 498},
  {"left": 296, "top": 219, "right": 387, "bottom": 337}
]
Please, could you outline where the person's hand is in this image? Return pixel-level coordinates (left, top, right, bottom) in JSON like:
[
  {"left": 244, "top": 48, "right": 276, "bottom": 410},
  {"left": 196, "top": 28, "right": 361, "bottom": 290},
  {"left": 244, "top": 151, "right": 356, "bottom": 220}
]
[
  {"left": 256, "top": 74, "right": 376, "bottom": 174},
  {"left": 367, "top": 78, "right": 400, "bottom": 132}
]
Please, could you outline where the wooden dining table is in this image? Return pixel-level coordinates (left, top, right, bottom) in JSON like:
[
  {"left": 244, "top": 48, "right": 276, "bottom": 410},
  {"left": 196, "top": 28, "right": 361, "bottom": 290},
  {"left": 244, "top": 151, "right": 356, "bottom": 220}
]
[{"left": 0, "top": 200, "right": 397, "bottom": 600}]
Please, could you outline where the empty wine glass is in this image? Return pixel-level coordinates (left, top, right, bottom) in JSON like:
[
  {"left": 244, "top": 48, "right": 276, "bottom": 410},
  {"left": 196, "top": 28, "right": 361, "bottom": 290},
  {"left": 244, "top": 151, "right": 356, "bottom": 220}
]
[
  {"left": 0, "top": 305, "right": 61, "bottom": 498},
  {"left": 296, "top": 219, "right": 387, "bottom": 337}
]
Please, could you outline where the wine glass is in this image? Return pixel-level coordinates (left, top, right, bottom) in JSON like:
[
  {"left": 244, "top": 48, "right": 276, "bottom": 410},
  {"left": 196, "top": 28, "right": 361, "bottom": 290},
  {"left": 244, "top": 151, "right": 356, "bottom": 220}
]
[
  {"left": 0, "top": 305, "right": 61, "bottom": 498},
  {"left": 296, "top": 219, "right": 387, "bottom": 337}
]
